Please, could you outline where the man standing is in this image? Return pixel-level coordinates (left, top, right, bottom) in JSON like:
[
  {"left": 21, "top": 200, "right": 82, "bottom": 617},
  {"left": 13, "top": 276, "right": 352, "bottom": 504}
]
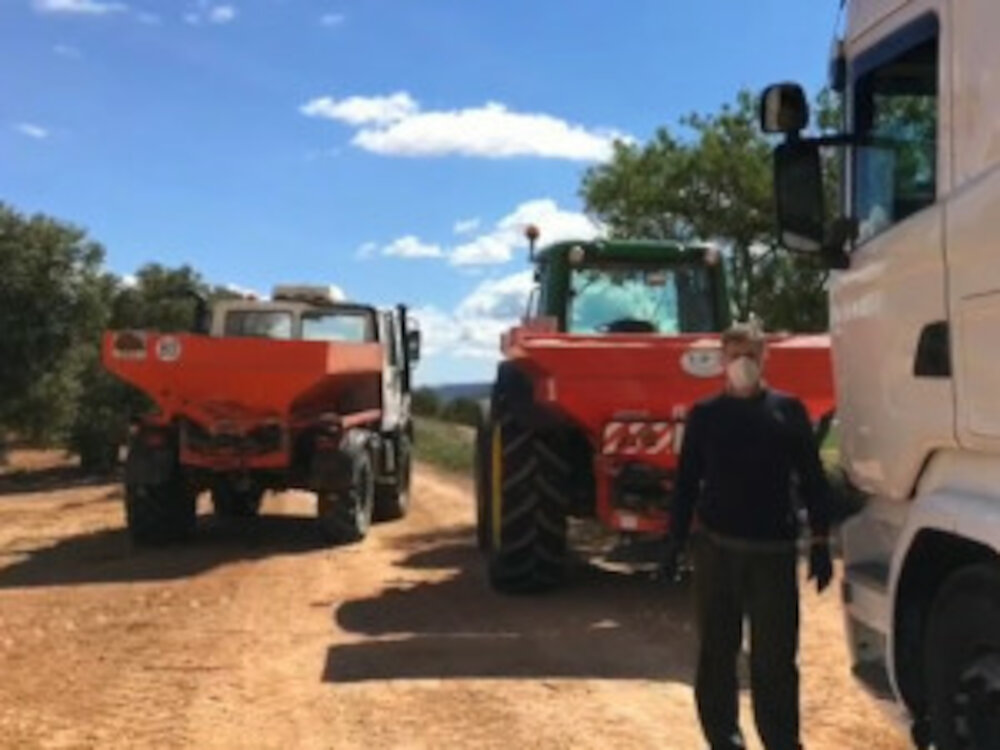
[{"left": 665, "top": 323, "right": 833, "bottom": 750}]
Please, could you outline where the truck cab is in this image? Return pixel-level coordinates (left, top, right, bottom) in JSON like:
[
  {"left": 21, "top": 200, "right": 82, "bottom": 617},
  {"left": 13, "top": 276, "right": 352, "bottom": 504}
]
[
  {"left": 211, "top": 285, "right": 420, "bottom": 435},
  {"left": 761, "top": 2, "right": 1000, "bottom": 747}
]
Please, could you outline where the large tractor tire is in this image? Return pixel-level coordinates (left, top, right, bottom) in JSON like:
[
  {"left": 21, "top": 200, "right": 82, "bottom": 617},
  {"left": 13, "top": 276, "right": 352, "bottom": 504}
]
[
  {"left": 486, "top": 404, "right": 571, "bottom": 594},
  {"left": 925, "top": 564, "right": 1000, "bottom": 750},
  {"left": 125, "top": 473, "right": 197, "bottom": 546},
  {"left": 374, "top": 432, "right": 412, "bottom": 522},
  {"left": 473, "top": 404, "right": 493, "bottom": 552},
  {"left": 212, "top": 482, "right": 264, "bottom": 518},
  {"left": 317, "top": 445, "right": 375, "bottom": 545}
]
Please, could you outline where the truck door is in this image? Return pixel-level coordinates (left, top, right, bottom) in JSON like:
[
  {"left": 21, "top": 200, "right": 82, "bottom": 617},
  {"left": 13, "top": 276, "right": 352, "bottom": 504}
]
[
  {"left": 380, "top": 311, "right": 404, "bottom": 432},
  {"left": 947, "top": 0, "right": 1000, "bottom": 449},
  {"left": 832, "top": 8, "right": 956, "bottom": 500}
]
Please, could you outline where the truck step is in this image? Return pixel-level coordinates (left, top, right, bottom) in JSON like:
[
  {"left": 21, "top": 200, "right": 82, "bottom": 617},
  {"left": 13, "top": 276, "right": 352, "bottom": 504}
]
[{"left": 846, "top": 560, "right": 890, "bottom": 594}]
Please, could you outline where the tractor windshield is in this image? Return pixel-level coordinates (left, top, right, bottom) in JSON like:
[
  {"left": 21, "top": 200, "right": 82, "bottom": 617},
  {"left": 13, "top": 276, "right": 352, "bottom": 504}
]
[
  {"left": 301, "top": 309, "right": 376, "bottom": 342},
  {"left": 568, "top": 264, "right": 718, "bottom": 334}
]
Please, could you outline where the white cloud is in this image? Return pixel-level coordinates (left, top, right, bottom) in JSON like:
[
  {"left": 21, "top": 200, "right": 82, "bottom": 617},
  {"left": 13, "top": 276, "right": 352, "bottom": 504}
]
[
  {"left": 301, "top": 93, "right": 418, "bottom": 127},
  {"left": 14, "top": 123, "right": 50, "bottom": 140},
  {"left": 184, "top": 2, "right": 236, "bottom": 25},
  {"left": 320, "top": 12, "right": 344, "bottom": 26},
  {"left": 453, "top": 218, "right": 481, "bottom": 236},
  {"left": 355, "top": 241, "right": 378, "bottom": 260},
  {"left": 451, "top": 198, "right": 604, "bottom": 266},
  {"left": 382, "top": 235, "right": 443, "bottom": 259},
  {"left": 300, "top": 91, "right": 629, "bottom": 161},
  {"left": 222, "top": 282, "right": 260, "bottom": 298},
  {"left": 412, "top": 270, "right": 534, "bottom": 361},
  {"left": 33, "top": 0, "right": 127, "bottom": 14},
  {"left": 208, "top": 4, "right": 236, "bottom": 23}
]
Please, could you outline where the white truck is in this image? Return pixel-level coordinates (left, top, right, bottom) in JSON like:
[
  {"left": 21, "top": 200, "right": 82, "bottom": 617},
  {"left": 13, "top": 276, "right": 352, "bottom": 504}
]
[{"left": 759, "top": 2, "right": 1000, "bottom": 748}]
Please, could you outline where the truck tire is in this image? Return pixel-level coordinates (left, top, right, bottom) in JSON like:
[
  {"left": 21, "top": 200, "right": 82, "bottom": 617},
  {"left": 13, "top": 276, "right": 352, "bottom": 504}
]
[
  {"left": 487, "top": 406, "right": 570, "bottom": 594},
  {"left": 374, "top": 433, "right": 412, "bottom": 522},
  {"left": 212, "top": 483, "right": 264, "bottom": 518},
  {"left": 473, "top": 404, "right": 493, "bottom": 552},
  {"left": 125, "top": 474, "right": 197, "bottom": 545},
  {"left": 317, "top": 446, "right": 374, "bottom": 544},
  {"left": 925, "top": 564, "right": 1000, "bottom": 750}
]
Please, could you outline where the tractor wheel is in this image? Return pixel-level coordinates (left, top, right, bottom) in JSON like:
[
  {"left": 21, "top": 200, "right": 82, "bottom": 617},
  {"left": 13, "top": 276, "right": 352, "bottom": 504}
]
[
  {"left": 374, "top": 433, "right": 412, "bottom": 522},
  {"left": 473, "top": 405, "right": 493, "bottom": 552},
  {"left": 125, "top": 473, "right": 197, "bottom": 546},
  {"left": 317, "top": 446, "right": 375, "bottom": 544},
  {"left": 487, "top": 407, "right": 570, "bottom": 594},
  {"left": 925, "top": 564, "right": 1000, "bottom": 750},
  {"left": 212, "top": 482, "right": 264, "bottom": 518}
]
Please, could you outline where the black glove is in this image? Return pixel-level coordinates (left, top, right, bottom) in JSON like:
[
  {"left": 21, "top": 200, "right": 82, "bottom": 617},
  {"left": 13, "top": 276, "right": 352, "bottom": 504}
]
[{"left": 808, "top": 539, "right": 833, "bottom": 593}]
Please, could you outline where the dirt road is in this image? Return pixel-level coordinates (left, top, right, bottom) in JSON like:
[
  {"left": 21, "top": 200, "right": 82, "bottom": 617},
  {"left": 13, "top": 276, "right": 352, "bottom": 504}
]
[{"left": 0, "top": 453, "right": 908, "bottom": 750}]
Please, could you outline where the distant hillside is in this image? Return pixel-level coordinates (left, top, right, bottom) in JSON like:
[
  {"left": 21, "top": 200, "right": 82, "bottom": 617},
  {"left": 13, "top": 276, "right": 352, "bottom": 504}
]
[{"left": 430, "top": 382, "right": 491, "bottom": 403}]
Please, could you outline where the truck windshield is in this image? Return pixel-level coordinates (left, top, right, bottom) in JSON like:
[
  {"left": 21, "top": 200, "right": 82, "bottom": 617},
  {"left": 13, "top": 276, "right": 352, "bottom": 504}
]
[
  {"left": 302, "top": 310, "right": 375, "bottom": 342},
  {"left": 568, "top": 264, "right": 718, "bottom": 334},
  {"left": 223, "top": 310, "right": 293, "bottom": 339}
]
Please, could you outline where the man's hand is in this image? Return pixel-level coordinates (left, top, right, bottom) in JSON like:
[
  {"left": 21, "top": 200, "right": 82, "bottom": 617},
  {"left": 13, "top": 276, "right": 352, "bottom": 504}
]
[{"left": 808, "top": 539, "right": 833, "bottom": 593}]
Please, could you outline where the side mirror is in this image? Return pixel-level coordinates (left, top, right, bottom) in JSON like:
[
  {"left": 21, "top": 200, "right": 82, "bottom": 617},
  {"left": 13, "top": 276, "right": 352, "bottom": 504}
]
[
  {"left": 774, "top": 140, "right": 826, "bottom": 254},
  {"left": 760, "top": 83, "right": 810, "bottom": 134},
  {"left": 407, "top": 329, "right": 421, "bottom": 363}
]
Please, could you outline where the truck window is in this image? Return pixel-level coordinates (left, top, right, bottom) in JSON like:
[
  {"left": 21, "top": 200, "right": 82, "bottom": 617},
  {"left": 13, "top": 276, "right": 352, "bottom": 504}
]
[
  {"left": 852, "top": 30, "right": 938, "bottom": 243},
  {"left": 224, "top": 310, "right": 293, "bottom": 339},
  {"left": 302, "top": 310, "right": 375, "bottom": 342}
]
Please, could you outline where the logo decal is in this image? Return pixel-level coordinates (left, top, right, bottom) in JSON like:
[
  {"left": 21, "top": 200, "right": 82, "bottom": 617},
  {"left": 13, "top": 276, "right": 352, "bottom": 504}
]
[
  {"left": 680, "top": 347, "right": 723, "bottom": 378},
  {"left": 156, "top": 336, "right": 182, "bottom": 362}
]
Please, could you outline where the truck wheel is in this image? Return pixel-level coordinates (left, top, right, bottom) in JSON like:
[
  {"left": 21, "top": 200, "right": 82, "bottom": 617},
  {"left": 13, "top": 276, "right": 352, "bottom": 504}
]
[
  {"left": 374, "top": 434, "right": 412, "bottom": 522},
  {"left": 317, "top": 447, "right": 375, "bottom": 544},
  {"left": 473, "top": 405, "right": 493, "bottom": 552},
  {"left": 212, "top": 483, "right": 264, "bottom": 518},
  {"left": 925, "top": 564, "right": 1000, "bottom": 750},
  {"left": 125, "top": 474, "right": 197, "bottom": 545},
  {"left": 487, "top": 408, "right": 570, "bottom": 594}
]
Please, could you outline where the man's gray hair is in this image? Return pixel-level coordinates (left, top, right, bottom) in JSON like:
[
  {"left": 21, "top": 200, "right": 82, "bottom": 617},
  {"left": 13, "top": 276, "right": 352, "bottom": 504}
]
[{"left": 721, "top": 321, "right": 766, "bottom": 352}]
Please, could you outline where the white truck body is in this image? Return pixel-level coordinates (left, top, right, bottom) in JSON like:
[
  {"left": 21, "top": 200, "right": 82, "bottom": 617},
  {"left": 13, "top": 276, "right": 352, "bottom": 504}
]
[{"left": 768, "top": 1, "right": 1000, "bottom": 746}]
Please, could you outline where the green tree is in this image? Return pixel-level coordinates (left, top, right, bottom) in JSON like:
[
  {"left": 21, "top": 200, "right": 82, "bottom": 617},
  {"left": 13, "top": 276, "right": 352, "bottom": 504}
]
[
  {"left": 581, "top": 89, "right": 838, "bottom": 332},
  {"left": 0, "top": 204, "right": 111, "bottom": 447},
  {"left": 411, "top": 387, "right": 441, "bottom": 418}
]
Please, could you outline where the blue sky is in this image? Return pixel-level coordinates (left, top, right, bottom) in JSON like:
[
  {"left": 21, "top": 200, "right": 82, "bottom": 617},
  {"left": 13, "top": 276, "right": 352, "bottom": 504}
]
[{"left": 1, "top": 0, "right": 834, "bottom": 384}]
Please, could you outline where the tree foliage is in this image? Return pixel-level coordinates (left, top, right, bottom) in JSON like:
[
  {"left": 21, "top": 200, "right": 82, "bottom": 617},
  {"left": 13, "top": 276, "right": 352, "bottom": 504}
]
[
  {"left": 0, "top": 203, "right": 111, "bottom": 444},
  {"left": 581, "top": 89, "right": 839, "bottom": 332}
]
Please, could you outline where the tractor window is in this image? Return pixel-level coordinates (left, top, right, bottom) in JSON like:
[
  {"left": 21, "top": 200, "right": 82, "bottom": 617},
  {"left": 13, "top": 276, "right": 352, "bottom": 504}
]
[
  {"left": 302, "top": 310, "right": 375, "bottom": 343},
  {"left": 568, "top": 265, "right": 717, "bottom": 334},
  {"left": 224, "top": 310, "right": 293, "bottom": 339}
]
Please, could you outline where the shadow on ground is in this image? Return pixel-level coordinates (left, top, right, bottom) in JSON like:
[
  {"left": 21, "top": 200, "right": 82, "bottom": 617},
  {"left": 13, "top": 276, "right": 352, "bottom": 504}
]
[
  {"left": 0, "top": 465, "right": 115, "bottom": 498},
  {"left": 0, "top": 513, "right": 332, "bottom": 589},
  {"left": 324, "top": 527, "right": 698, "bottom": 684}
]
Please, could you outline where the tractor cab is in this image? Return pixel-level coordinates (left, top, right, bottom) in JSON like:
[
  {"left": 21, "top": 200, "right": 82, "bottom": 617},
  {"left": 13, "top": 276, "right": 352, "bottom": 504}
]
[{"left": 524, "top": 235, "right": 731, "bottom": 335}]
